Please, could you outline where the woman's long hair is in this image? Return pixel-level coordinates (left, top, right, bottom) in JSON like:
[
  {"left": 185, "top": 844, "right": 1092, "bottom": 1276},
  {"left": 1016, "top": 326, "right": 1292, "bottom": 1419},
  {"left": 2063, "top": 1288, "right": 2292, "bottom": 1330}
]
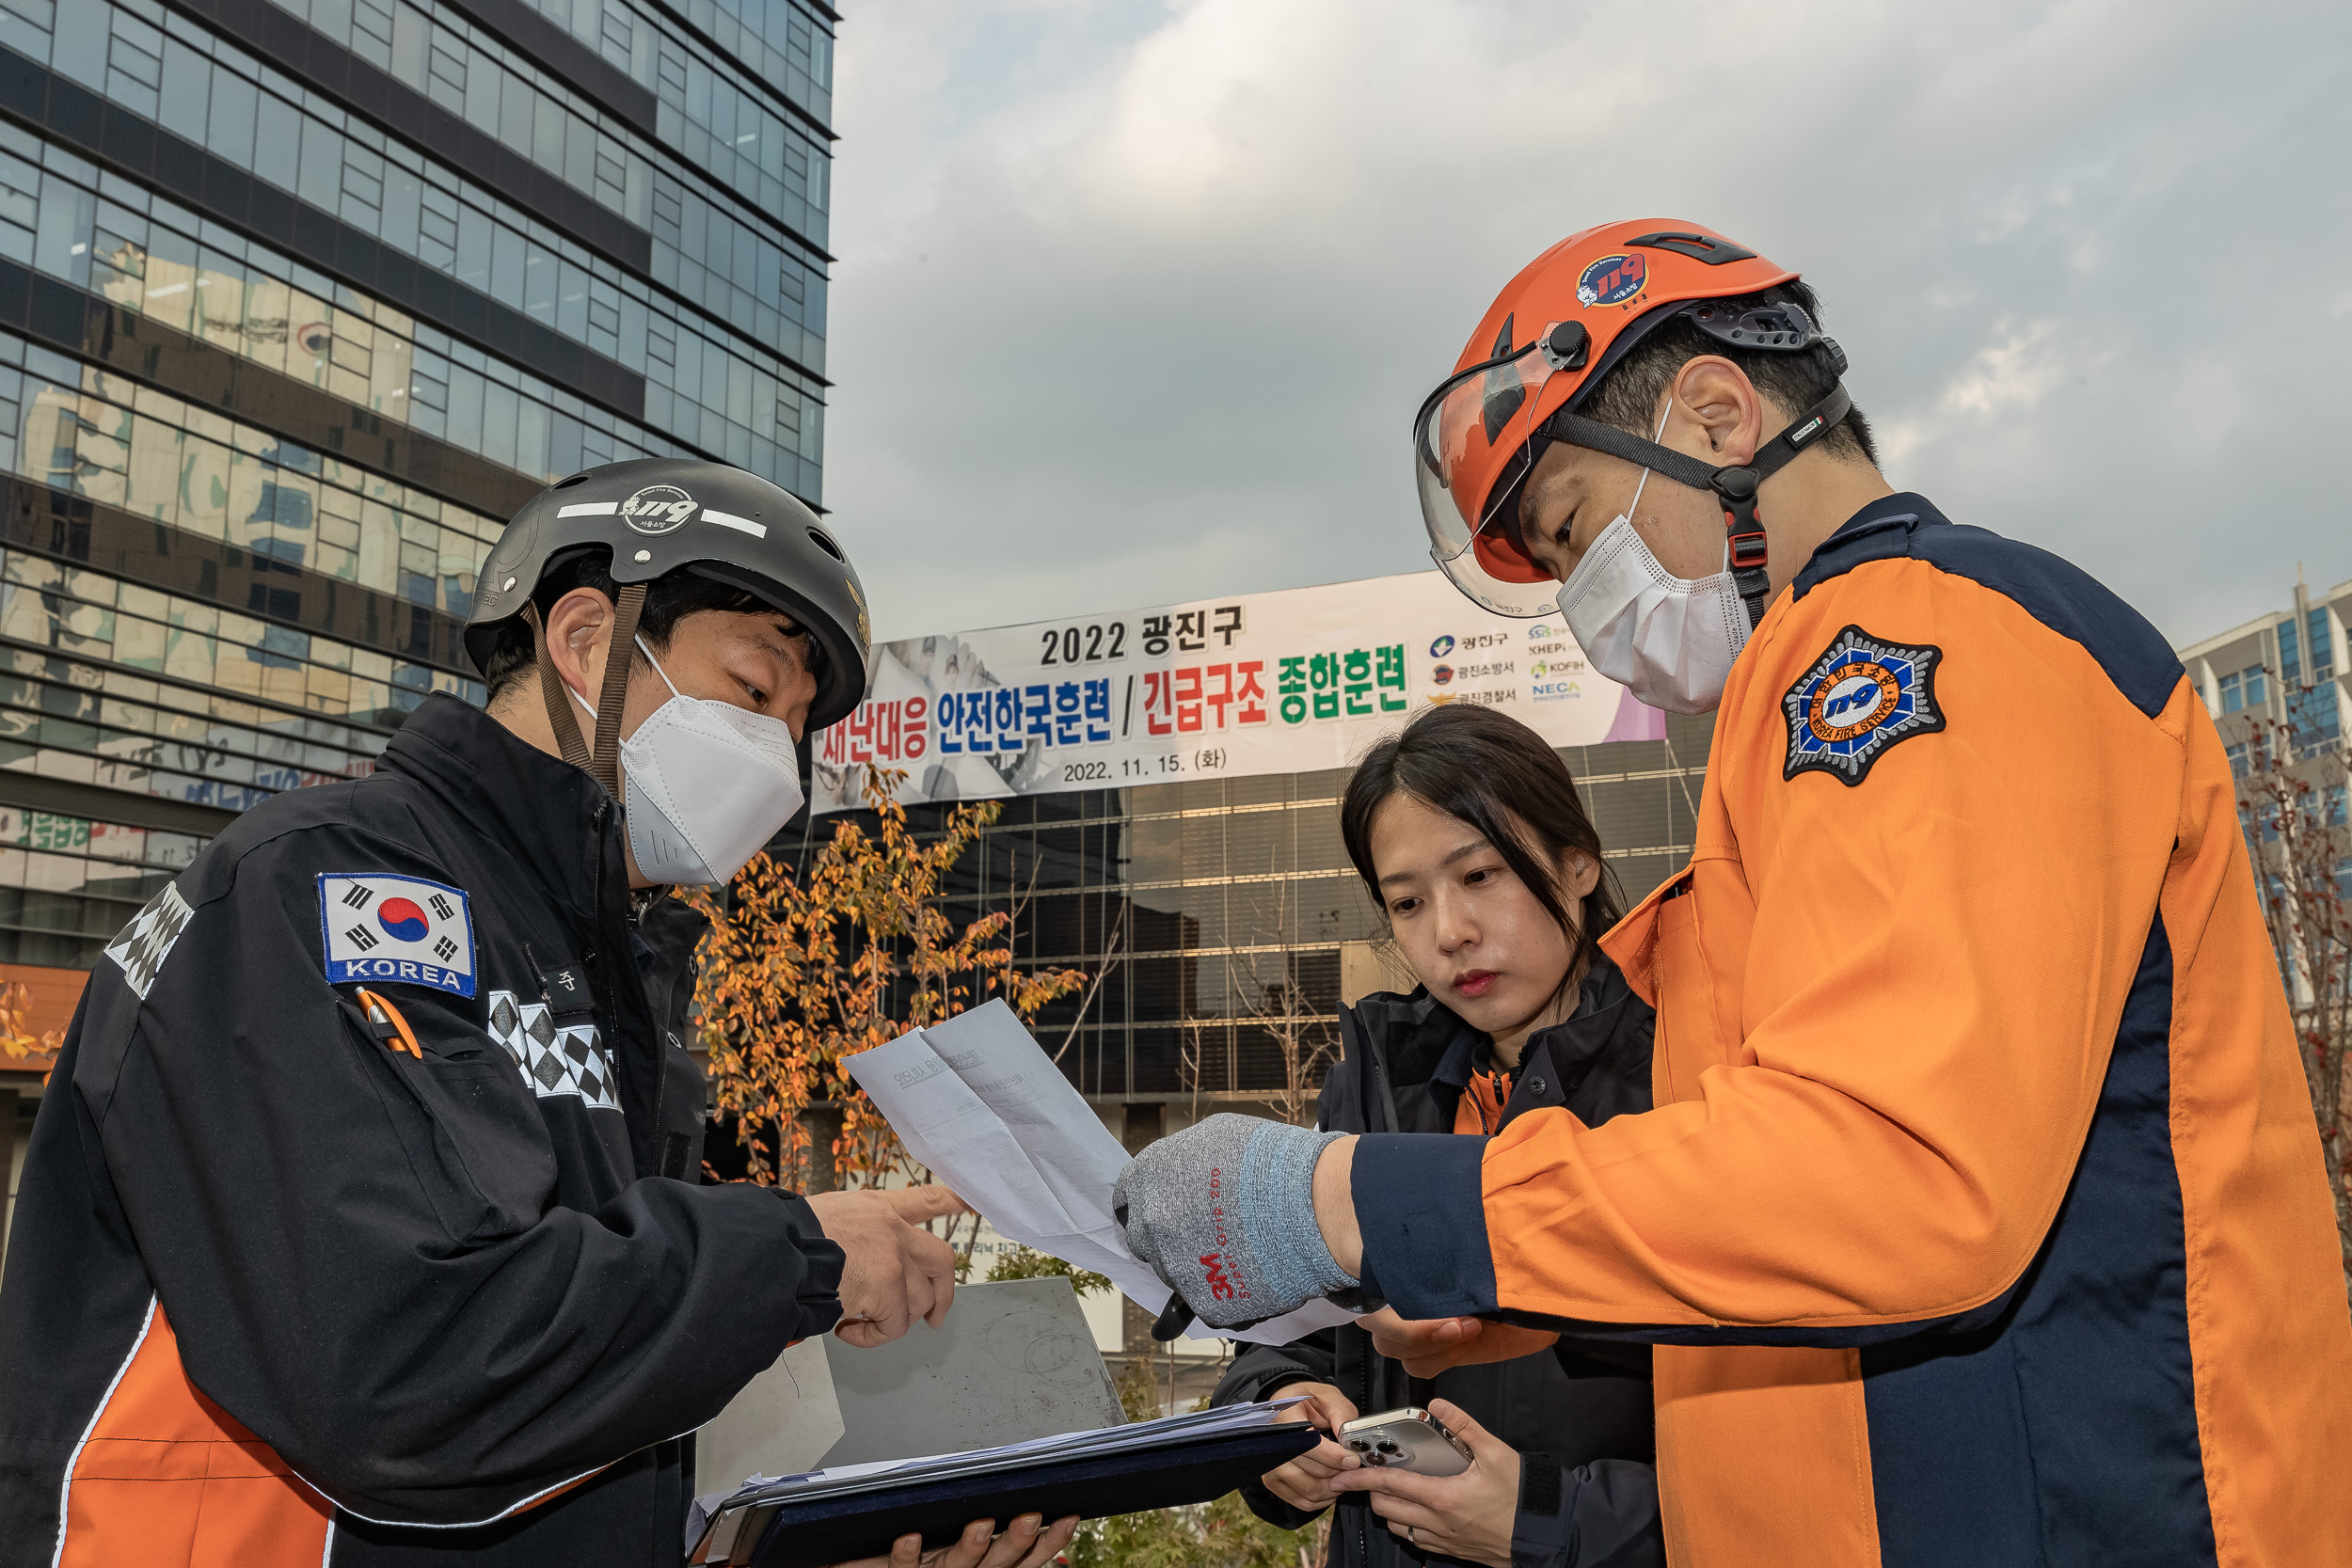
[{"left": 1341, "top": 704, "right": 1623, "bottom": 1001}]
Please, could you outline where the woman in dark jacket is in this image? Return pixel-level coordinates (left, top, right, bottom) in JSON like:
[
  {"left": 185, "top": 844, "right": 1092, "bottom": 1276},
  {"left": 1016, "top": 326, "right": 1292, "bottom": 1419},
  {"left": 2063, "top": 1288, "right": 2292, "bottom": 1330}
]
[{"left": 1212, "top": 705, "right": 1663, "bottom": 1568}]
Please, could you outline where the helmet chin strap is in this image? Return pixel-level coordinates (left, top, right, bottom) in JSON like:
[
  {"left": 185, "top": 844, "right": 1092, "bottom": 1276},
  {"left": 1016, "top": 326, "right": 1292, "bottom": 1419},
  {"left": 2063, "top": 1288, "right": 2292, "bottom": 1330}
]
[
  {"left": 521, "top": 582, "right": 649, "bottom": 803},
  {"left": 1543, "top": 382, "right": 1851, "bottom": 629}
]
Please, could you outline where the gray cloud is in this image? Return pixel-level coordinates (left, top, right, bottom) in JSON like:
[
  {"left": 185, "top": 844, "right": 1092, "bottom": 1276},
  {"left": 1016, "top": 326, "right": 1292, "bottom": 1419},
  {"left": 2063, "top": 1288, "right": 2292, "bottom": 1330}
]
[{"left": 822, "top": 0, "right": 2352, "bottom": 647}]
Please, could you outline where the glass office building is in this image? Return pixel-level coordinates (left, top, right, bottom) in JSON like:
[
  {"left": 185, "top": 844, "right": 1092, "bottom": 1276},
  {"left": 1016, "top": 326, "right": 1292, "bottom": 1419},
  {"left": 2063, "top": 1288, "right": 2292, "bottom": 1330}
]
[
  {"left": 0, "top": 0, "right": 833, "bottom": 1002},
  {"left": 2176, "top": 572, "right": 2352, "bottom": 1002}
]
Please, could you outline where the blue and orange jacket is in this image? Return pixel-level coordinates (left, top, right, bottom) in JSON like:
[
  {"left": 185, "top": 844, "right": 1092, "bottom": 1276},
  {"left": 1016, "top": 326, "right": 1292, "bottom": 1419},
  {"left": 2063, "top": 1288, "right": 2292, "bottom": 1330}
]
[{"left": 1351, "top": 495, "right": 2352, "bottom": 1567}]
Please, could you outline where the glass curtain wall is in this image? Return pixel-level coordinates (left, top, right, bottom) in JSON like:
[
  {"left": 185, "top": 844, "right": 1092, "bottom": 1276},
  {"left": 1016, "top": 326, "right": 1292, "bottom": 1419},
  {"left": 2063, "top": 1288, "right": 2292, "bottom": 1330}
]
[
  {"left": 1, "top": 4, "right": 827, "bottom": 497},
  {"left": 1, "top": 331, "right": 501, "bottom": 622},
  {"left": 0, "top": 0, "right": 834, "bottom": 990}
]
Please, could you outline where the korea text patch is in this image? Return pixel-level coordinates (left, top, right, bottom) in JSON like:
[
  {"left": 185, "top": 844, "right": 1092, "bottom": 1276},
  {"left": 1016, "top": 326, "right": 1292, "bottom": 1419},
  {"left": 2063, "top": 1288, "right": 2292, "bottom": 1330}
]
[
  {"left": 1782, "top": 625, "right": 1945, "bottom": 785},
  {"left": 318, "top": 873, "right": 478, "bottom": 998}
]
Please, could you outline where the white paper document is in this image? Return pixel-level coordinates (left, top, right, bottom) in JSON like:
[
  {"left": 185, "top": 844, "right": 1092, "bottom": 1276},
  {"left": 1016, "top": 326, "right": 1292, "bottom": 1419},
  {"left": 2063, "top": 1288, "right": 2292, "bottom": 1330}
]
[{"left": 846, "top": 1001, "right": 1358, "bottom": 1347}]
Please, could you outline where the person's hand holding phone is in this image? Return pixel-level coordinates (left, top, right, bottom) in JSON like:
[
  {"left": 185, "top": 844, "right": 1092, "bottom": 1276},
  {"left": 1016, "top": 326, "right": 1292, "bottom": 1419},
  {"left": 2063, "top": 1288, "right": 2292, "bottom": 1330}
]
[
  {"left": 1329, "top": 1399, "right": 1520, "bottom": 1568},
  {"left": 1258, "top": 1382, "right": 1361, "bottom": 1513}
]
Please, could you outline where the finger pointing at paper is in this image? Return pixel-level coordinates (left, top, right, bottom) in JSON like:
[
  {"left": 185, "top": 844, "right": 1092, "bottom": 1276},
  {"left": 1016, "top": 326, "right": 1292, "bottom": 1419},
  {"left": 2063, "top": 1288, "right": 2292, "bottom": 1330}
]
[
  {"left": 879, "top": 1184, "right": 972, "bottom": 1224},
  {"left": 807, "top": 1185, "right": 967, "bottom": 1348}
]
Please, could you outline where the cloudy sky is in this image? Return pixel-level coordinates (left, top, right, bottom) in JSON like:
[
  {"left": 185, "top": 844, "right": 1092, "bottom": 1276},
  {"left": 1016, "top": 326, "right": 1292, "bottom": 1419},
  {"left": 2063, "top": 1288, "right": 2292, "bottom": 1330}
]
[{"left": 821, "top": 0, "right": 2352, "bottom": 648}]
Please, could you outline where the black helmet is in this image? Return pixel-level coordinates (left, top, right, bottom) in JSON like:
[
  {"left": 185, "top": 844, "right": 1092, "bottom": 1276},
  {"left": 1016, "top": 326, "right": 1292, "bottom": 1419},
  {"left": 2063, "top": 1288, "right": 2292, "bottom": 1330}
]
[{"left": 466, "top": 458, "right": 872, "bottom": 733}]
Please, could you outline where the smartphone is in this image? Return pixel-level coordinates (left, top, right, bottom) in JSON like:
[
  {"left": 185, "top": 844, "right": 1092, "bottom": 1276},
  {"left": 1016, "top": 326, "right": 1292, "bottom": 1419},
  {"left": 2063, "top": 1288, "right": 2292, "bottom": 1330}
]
[{"left": 1337, "top": 1407, "right": 1473, "bottom": 1477}]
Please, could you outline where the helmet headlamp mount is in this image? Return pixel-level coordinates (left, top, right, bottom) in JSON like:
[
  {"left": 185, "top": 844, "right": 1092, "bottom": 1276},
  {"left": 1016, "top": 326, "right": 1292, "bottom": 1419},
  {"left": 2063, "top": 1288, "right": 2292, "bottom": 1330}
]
[{"left": 1540, "top": 321, "right": 1591, "bottom": 372}]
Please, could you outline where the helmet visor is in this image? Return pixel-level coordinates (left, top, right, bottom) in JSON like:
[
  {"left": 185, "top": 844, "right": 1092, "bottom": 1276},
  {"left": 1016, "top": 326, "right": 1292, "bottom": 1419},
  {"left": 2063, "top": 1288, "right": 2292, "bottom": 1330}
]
[{"left": 1412, "top": 333, "right": 1566, "bottom": 618}]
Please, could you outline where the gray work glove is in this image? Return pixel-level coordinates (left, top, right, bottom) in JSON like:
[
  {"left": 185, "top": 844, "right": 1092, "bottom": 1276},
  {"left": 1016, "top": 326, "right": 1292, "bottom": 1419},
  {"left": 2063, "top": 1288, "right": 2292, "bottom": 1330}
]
[{"left": 1113, "top": 1113, "right": 1360, "bottom": 1332}]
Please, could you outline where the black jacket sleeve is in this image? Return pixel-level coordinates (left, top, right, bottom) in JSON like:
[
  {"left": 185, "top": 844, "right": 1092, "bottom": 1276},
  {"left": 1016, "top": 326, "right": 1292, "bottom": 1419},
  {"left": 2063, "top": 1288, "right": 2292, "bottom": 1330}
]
[
  {"left": 1215, "top": 1325, "right": 1339, "bottom": 1408},
  {"left": 1510, "top": 1456, "right": 1663, "bottom": 1568},
  {"left": 72, "top": 827, "right": 844, "bottom": 1528},
  {"left": 1213, "top": 1326, "right": 1342, "bottom": 1529}
]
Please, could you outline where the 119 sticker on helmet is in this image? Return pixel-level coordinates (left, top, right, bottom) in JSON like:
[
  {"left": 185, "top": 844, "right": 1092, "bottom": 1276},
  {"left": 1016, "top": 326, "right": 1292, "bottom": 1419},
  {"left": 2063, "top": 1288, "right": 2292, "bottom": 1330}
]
[
  {"left": 620, "top": 483, "right": 699, "bottom": 533},
  {"left": 318, "top": 873, "right": 478, "bottom": 997}
]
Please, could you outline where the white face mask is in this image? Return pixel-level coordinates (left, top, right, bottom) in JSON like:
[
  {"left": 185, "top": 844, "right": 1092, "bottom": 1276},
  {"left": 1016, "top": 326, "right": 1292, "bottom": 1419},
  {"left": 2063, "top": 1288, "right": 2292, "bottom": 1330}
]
[
  {"left": 572, "top": 638, "right": 805, "bottom": 886},
  {"left": 1554, "top": 412, "right": 1752, "bottom": 715}
]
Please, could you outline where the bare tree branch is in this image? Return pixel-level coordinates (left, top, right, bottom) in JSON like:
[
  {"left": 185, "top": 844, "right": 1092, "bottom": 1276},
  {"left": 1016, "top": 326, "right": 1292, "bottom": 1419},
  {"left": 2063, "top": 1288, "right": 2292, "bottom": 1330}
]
[
  {"left": 1053, "top": 902, "right": 1127, "bottom": 1066},
  {"left": 2240, "top": 714, "right": 2352, "bottom": 1303},
  {"left": 1229, "top": 856, "right": 1344, "bottom": 1127}
]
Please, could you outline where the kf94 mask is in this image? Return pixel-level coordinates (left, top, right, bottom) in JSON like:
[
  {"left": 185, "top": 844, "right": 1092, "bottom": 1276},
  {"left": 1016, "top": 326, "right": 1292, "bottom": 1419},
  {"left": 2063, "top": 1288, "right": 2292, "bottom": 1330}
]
[
  {"left": 573, "top": 637, "right": 805, "bottom": 886},
  {"left": 1553, "top": 414, "right": 1751, "bottom": 715}
]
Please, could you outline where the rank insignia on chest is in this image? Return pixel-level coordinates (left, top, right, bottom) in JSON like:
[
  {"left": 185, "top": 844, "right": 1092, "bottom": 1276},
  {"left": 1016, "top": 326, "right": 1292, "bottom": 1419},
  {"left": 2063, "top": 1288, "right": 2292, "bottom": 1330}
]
[
  {"left": 1781, "top": 625, "right": 1946, "bottom": 785},
  {"left": 318, "top": 873, "right": 479, "bottom": 997}
]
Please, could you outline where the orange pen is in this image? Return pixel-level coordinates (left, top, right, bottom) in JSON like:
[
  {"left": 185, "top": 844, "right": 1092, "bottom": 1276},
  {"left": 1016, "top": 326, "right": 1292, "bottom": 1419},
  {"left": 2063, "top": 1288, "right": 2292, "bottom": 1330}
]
[{"left": 354, "top": 987, "right": 422, "bottom": 1058}]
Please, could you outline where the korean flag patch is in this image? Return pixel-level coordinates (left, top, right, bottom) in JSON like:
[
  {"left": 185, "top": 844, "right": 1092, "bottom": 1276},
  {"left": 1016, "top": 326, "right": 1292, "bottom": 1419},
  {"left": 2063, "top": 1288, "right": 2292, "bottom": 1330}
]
[
  {"left": 1782, "top": 625, "right": 1946, "bottom": 785},
  {"left": 319, "top": 874, "right": 478, "bottom": 998}
]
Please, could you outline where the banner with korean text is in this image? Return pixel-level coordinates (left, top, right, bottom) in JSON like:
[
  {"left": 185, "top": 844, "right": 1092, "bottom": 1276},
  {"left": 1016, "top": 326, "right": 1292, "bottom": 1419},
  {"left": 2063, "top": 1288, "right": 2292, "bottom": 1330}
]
[{"left": 811, "top": 569, "right": 1663, "bottom": 814}]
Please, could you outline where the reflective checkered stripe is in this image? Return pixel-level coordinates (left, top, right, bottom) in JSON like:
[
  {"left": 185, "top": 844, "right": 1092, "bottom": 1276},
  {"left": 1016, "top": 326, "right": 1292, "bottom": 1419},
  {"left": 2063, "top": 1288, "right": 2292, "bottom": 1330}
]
[
  {"left": 103, "top": 883, "right": 196, "bottom": 1000},
  {"left": 485, "top": 990, "right": 619, "bottom": 1112}
]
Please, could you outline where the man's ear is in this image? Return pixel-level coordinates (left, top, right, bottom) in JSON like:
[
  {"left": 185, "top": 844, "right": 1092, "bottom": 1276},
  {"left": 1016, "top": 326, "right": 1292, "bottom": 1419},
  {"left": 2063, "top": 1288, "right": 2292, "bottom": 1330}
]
[
  {"left": 541, "top": 587, "right": 616, "bottom": 703},
  {"left": 1663, "top": 356, "right": 1767, "bottom": 467}
]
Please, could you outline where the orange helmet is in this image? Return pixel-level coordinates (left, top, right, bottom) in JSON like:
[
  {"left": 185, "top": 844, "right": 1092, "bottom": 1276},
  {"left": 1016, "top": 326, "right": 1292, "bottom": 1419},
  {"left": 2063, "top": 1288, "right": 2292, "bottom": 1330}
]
[{"left": 1413, "top": 220, "right": 1847, "bottom": 618}]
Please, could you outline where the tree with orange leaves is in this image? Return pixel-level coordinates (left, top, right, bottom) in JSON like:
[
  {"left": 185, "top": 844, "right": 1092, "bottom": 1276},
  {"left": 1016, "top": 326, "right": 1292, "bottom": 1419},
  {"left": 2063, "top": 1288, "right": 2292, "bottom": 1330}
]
[
  {"left": 687, "top": 766, "right": 1085, "bottom": 1192},
  {"left": 0, "top": 980, "right": 61, "bottom": 1082}
]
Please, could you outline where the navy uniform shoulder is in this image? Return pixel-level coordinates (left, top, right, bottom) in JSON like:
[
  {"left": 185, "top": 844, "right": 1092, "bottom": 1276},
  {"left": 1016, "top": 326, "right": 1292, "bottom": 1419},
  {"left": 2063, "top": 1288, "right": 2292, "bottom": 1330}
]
[
  {"left": 177, "top": 768, "right": 436, "bottom": 906},
  {"left": 1791, "top": 494, "right": 2184, "bottom": 719}
]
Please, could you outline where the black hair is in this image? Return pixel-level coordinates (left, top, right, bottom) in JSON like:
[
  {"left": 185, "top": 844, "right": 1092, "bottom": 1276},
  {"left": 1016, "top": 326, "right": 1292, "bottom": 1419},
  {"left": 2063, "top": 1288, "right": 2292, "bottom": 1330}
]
[
  {"left": 479, "top": 548, "right": 815, "bottom": 704},
  {"left": 1580, "top": 279, "right": 1878, "bottom": 467},
  {"left": 1340, "top": 703, "right": 1624, "bottom": 1004}
]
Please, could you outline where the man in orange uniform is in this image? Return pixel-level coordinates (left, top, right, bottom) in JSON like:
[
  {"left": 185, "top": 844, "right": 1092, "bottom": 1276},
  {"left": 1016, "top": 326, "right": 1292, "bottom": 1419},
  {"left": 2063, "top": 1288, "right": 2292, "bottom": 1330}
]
[{"left": 1119, "top": 222, "right": 2352, "bottom": 1565}]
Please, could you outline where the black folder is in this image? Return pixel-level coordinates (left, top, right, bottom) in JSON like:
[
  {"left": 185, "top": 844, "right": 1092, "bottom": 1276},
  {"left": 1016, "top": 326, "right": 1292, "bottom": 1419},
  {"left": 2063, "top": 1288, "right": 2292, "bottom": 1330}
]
[{"left": 693, "top": 1414, "right": 1317, "bottom": 1568}]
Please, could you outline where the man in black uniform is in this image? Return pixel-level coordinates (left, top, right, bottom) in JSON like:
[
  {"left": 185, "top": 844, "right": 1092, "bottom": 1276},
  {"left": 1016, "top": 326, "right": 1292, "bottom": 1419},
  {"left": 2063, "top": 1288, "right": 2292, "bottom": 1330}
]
[{"left": 0, "top": 460, "right": 1078, "bottom": 1568}]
